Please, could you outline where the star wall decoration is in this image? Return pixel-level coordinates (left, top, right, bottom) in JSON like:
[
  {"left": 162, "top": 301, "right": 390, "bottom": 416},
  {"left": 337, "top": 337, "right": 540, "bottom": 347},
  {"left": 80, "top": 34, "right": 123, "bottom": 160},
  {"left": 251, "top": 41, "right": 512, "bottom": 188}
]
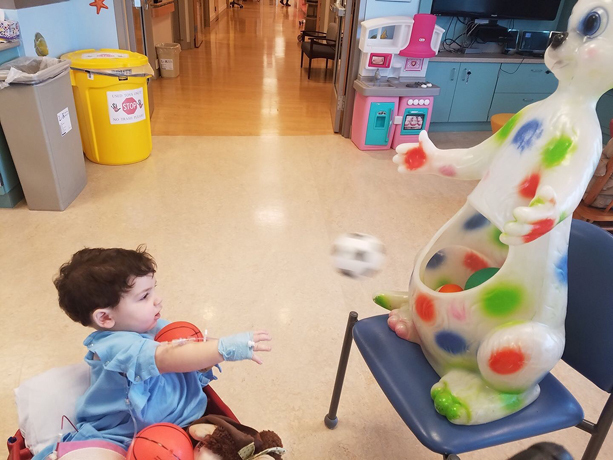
[{"left": 89, "top": 0, "right": 109, "bottom": 14}]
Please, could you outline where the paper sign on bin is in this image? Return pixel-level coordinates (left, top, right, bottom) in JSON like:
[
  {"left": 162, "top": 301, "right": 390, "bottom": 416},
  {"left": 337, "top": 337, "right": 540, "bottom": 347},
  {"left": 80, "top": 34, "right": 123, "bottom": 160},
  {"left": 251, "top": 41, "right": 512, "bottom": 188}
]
[{"left": 107, "top": 88, "right": 146, "bottom": 125}]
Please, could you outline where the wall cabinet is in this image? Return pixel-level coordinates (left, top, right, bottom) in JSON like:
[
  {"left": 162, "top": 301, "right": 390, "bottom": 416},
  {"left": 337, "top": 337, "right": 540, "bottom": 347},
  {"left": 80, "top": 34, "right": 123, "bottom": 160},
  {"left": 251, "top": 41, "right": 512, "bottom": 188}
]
[
  {"left": 427, "top": 61, "right": 500, "bottom": 123},
  {"left": 488, "top": 63, "right": 558, "bottom": 119},
  {"left": 449, "top": 63, "right": 500, "bottom": 122}
]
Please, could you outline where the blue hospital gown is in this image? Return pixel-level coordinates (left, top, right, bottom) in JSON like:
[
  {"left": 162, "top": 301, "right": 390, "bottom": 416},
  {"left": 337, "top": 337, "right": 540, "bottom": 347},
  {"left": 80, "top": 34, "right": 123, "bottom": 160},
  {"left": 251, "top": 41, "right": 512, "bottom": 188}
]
[{"left": 33, "top": 320, "right": 214, "bottom": 459}]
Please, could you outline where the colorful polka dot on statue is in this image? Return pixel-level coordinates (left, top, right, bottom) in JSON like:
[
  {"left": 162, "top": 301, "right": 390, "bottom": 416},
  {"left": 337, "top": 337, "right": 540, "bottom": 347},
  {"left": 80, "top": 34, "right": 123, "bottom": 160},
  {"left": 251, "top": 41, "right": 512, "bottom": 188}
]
[
  {"left": 555, "top": 253, "right": 568, "bottom": 285},
  {"left": 541, "top": 135, "right": 576, "bottom": 169},
  {"left": 495, "top": 112, "right": 523, "bottom": 143},
  {"left": 439, "top": 165, "right": 456, "bottom": 177},
  {"left": 463, "top": 212, "right": 490, "bottom": 231},
  {"left": 489, "top": 347, "right": 526, "bottom": 374},
  {"left": 415, "top": 294, "right": 436, "bottom": 322},
  {"left": 500, "top": 392, "right": 523, "bottom": 411},
  {"left": 529, "top": 197, "right": 546, "bottom": 207},
  {"left": 523, "top": 218, "right": 556, "bottom": 243},
  {"left": 435, "top": 278, "right": 453, "bottom": 290},
  {"left": 512, "top": 119, "right": 544, "bottom": 152},
  {"left": 481, "top": 283, "right": 524, "bottom": 317},
  {"left": 427, "top": 251, "right": 446, "bottom": 270},
  {"left": 435, "top": 330, "right": 468, "bottom": 355},
  {"left": 518, "top": 173, "right": 540, "bottom": 199},
  {"left": 404, "top": 145, "right": 428, "bottom": 170},
  {"left": 463, "top": 252, "right": 489, "bottom": 272},
  {"left": 491, "top": 227, "right": 507, "bottom": 248}
]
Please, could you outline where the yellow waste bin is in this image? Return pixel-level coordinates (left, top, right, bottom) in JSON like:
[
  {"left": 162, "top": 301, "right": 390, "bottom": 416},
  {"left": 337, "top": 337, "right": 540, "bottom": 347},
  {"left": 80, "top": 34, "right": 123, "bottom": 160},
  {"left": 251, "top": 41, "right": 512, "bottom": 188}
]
[{"left": 61, "top": 49, "right": 154, "bottom": 165}]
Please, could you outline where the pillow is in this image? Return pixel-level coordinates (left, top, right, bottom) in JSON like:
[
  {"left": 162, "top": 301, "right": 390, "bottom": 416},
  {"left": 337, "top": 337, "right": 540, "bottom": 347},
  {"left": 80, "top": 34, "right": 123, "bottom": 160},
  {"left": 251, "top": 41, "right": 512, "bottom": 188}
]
[
  {"left": 14, "top": 363, "right": 90, "bottom": 455},
  {"left": 57, "top": 440, "right": 126, "bottom": 459}
]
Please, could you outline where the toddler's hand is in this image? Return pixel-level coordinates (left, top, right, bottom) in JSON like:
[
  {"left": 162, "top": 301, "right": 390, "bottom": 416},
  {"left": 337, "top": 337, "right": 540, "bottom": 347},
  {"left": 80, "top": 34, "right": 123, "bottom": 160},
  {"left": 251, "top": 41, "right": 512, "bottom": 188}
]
[{"left": 218, "top": 330, "right": 272, "bottom": 364}]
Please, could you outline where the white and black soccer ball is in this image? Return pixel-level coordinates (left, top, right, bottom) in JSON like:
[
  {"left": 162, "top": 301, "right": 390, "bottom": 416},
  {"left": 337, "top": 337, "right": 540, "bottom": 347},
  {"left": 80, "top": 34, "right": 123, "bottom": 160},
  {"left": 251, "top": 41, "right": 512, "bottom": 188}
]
[{"left": 331, "top": 233, "right": 386, "bottom": 278}]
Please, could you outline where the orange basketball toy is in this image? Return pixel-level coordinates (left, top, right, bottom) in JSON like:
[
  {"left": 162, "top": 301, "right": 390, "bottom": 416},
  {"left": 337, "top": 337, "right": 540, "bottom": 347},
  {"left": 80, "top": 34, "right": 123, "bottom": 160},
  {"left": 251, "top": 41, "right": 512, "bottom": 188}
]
[
  {"left": 155, "top": 321, "right": 204, "bottom": 343},
  {"left": 127, "top": 423, "right": 194, "bottom": 460},
  {"left": 437, "top": 284, "right": 464, "bottom": 293}
]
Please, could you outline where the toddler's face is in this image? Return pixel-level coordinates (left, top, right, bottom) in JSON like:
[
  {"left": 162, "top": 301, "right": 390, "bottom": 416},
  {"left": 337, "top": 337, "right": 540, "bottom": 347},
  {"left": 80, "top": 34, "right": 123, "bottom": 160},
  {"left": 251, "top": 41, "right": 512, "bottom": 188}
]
[{"left": 112, "top": 274, "right": 162, "bottom": 333}]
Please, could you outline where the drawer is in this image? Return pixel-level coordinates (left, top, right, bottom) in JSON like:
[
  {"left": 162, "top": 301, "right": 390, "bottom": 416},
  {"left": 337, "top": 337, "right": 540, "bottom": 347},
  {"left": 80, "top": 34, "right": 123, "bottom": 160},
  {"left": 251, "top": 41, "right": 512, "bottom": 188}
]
[
  {"left": 496, "top": 63, "right": 558, "bottom": 94},
  {"left": 596, "top": 93, "right": 613, "bottom": 135},
  {"left": 488, "top": 92, "right": 551, "bottom": 120}
]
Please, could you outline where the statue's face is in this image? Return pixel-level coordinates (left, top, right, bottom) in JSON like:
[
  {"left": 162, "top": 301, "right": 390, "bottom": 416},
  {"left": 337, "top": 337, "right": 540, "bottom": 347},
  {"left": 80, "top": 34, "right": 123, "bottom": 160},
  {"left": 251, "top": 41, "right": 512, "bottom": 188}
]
[{"left": 545, "top": 0, "right": 613, "bottom": 96}]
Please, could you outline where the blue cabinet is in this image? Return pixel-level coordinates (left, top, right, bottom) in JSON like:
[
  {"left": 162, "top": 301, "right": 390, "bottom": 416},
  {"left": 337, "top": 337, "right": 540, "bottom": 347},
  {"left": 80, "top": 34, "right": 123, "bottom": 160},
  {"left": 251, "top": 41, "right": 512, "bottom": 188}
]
[
  {"left": 489, "top": 92, "right": 552, "bottom": 117},
  {"left": 449, "top": 63, "right": 500, "bottom": 122},
  {"left": 488, "top": 63, "right": 558, "bottom": 119},
  {"left": 427, "top": 62, "right": 500, "bottom": 123},
  {"left": 426, "top": 62, "right": 460, "bottom": 123},
  {"left": 495, "top": 63, "right": 558, "bottom": 93},
  {"left": 365, "top": 102, "right": 395, "bottom": 146},
  {"left": 0, "top": 44, "right": 24, "bottom": 208}
]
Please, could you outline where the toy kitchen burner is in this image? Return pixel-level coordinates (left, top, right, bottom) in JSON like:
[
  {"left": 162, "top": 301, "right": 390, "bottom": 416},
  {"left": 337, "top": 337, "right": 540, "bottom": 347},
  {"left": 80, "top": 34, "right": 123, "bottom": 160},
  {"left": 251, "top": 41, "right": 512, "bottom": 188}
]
[{"left": 351, "top": 14, "right": 444, "bottom": 151}]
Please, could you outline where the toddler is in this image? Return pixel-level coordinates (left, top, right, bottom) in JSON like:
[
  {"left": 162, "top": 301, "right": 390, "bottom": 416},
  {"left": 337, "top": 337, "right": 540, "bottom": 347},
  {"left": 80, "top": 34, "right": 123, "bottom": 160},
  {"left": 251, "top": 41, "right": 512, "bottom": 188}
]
[{"left": 34, "top": 247, "right": 271, "bottom": 459}]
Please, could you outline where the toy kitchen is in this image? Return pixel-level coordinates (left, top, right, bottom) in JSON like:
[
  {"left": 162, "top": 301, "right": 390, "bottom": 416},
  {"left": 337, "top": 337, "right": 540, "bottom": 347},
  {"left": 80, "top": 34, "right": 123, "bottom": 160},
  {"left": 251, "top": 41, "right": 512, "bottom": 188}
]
[{"left": 351, "top": 14, "right": 444, "bottom": 151}]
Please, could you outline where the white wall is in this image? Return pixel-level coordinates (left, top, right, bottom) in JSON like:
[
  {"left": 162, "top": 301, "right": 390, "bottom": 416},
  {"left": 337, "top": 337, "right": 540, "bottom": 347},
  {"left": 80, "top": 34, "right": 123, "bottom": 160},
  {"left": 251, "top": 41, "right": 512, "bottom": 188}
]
[
  {"left": 364, "top": 0, "right": 418, "bottom": 21},
  {"left": 153, "top": 14, "right": 174, "bottom": 44}
]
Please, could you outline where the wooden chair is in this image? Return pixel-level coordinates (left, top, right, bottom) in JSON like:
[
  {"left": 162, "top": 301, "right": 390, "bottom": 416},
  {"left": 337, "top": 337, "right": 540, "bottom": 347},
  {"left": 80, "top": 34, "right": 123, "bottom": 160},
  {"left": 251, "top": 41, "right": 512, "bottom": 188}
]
[
  {"left": 300, "top": 23, "right": 338, "bottom": 80},
  {"left": 574, "top": 120, "right": 613, "bottom": 232}
]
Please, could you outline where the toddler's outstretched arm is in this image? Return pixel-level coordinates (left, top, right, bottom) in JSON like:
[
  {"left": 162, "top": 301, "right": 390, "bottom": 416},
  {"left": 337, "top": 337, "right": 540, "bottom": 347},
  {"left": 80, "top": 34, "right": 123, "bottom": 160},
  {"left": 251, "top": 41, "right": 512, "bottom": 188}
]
[{"left": 155, "top": 330, "right": 272, "bottom": 373}]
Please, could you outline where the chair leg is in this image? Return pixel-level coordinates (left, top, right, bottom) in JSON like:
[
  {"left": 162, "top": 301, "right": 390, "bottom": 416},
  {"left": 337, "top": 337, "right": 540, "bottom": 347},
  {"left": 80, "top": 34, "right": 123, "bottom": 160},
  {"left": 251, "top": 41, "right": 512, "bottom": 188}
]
[
  {"left": 443, "top": 455, "right": 460, "bottom": 460},
  {"left": 324, "top": 311, "right": 358, "bottom": 429},
  {"left": 581, "top": 394, "right": 613, "bottom": 460},
  {"left": 301, "top": 51, "right": 304, "bottom": 68},
  {"left": 308, "top": 58, "right": 312, "bottom": 79},
  {"left": 325, "top": 59, "right": 328, "bottom": 76}
]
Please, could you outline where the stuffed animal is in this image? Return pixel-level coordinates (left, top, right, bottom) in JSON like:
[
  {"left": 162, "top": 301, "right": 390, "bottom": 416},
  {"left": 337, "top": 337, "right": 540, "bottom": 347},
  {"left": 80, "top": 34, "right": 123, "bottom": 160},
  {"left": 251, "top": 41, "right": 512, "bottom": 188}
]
[{"left": 188, "top": 415, "right": 285, "bottom": 460}]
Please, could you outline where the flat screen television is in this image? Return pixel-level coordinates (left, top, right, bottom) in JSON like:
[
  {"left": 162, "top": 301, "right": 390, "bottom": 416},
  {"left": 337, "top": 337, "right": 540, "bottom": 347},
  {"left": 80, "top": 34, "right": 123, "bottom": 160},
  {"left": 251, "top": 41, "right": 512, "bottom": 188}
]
[{"left": 431, "top": 0, "right": 562, "bottom": 21}]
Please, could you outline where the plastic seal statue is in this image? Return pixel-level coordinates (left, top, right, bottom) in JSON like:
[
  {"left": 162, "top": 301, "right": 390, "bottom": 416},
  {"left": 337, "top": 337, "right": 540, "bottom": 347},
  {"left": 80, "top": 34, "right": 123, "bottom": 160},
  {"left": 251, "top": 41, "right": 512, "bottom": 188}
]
[{"left": 374, "top": 0, "right": 613, "bottom": 425}]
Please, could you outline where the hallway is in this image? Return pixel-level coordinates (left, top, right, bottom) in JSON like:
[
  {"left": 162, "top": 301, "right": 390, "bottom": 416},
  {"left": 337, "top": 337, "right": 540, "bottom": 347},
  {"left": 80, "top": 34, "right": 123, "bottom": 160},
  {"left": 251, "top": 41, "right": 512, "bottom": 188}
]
[{"left": 151, "top": 0, "right": 335, "bottom": 136}]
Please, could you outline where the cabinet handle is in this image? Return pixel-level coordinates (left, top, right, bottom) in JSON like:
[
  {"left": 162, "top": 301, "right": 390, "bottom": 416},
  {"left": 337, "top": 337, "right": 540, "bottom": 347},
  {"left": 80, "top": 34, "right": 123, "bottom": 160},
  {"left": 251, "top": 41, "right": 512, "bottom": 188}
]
[
  {"left": 530, "top": 69, "right": 543, "bottom": 72},
  {"left": 522, "top": 98, "right": 535, "bottom": 102},
  {"left": 450, "top": 68, "right": 456, "bottom": 81},
  {"left": 386, "top": 110, "right": 393, "bottom": 143}
]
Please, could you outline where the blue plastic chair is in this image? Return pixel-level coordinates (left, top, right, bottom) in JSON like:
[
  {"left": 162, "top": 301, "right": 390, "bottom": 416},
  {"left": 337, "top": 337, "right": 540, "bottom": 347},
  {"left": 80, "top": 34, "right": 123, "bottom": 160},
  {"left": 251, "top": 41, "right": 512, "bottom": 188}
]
[{"left": 324, "top": 220, "right": 613, "bottom": 459}]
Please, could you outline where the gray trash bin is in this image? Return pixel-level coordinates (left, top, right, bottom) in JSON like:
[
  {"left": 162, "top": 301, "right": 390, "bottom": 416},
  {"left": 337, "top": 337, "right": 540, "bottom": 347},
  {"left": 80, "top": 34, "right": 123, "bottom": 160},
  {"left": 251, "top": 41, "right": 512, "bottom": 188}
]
[{"left": 0, "top": 57, "right": 86, "bottom": 211}]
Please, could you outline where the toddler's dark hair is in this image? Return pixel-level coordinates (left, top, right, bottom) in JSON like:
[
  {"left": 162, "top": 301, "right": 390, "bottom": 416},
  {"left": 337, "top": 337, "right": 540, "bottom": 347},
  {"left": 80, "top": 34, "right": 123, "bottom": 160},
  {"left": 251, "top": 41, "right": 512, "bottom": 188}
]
[{"left": 54, "top": 246, "right": 157, "bottom": 326}]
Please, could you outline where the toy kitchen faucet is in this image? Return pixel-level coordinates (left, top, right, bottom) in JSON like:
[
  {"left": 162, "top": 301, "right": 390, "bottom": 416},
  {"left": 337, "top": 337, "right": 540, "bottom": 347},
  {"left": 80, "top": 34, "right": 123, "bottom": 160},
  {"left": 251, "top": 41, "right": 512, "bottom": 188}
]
[{"left": 351, "top": 14, "right": 444, "bottom": 151}]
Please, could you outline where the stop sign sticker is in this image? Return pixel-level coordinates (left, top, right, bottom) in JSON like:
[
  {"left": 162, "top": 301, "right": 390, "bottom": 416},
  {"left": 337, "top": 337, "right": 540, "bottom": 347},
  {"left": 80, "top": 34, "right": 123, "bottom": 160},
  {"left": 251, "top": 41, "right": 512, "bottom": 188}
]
[
  {"left": 107, "top": 88, "right": 146, "bottom": 125},
  {"left": 122, "top": 97, "right": 138, "bottom": 115}
]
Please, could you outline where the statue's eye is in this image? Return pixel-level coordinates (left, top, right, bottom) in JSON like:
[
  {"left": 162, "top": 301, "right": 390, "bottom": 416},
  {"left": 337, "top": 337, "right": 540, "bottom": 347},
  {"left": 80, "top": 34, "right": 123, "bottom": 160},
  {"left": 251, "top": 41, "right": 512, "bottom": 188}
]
[{"left": 578, "top": 8, "right": 608, "bottom": 38}]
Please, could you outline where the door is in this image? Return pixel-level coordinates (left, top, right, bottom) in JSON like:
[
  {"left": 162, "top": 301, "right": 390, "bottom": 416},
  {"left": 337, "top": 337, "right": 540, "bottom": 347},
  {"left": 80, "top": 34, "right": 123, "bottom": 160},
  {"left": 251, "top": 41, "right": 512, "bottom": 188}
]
[
  {"left": 449, "top": 63, "right": 500, "bottom": 123},
  {"left": 130, "top": 0, "right": 157, "bottom": 72},
  {"left": 193, "top": 0, "right": 204, "bottom": 47},
  {"left": 426, "top": 62, "right": 460, "bottom": 123},
  {"left": 124, "top": 0, "right": 157, "bottom": 115},
  {"left": 329, "top": 0, "right": 354, "bottom": 133},
  {"left": 365, "top": 102, "right": 394, "bottom": 146}
]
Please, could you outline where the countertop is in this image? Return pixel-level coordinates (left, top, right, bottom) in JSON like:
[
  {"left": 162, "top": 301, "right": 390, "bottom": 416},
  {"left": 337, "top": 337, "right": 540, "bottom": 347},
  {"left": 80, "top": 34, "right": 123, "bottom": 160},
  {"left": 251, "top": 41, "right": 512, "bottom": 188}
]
[{"left": 431, "top": 51, "right": 545, "bottom": 64}]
